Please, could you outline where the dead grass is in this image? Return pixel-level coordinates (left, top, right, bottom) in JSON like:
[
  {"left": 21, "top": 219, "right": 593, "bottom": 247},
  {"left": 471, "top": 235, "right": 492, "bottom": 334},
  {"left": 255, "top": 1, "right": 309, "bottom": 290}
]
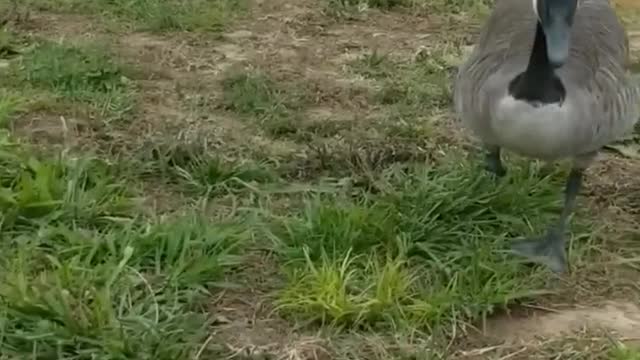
[{"left": 1, "top": 0, "right": 640, "bottom": 359}]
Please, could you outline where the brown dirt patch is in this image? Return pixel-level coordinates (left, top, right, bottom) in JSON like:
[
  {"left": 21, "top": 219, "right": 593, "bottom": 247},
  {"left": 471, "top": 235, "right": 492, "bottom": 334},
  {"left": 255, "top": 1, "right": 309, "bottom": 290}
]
[
  {"left": 10, "top": 112, "right": 96, "bottom": 149},
  {"left": 18, "top": 12, "right": 108, "bottom": 42},
  {"left": 483, "top": 301, "right": 640, "bottom": 345}
]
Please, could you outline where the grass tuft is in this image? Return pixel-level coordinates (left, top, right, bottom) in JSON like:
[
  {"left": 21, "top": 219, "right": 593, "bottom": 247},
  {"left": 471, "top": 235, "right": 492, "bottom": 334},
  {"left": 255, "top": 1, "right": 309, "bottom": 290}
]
[
  {"left": 222, "top": 71, "right": 306, "bottom": 137},
  {"left": 9, "top": 41, "right": 135, "bottom": 122},
  {"left": 272, "top": 158, "right": 586, "bottom": 330},
  {"left": 0, "top": 141, "right": 135, "bottom": 232},
  {"left": 0, "top": 89, "right": 26, "bottom": 128},
  {"left": 0, "top": 216, "right": 246, "bottom": 357},
  {"left": 0, "top": 131, "right": 248, "bottom": 357},
  {"left": 134, "top": 139, "right": 279, "bottom": 197},
  {"left": 611, "top": 344, "right": 640, "bottom": 360}
]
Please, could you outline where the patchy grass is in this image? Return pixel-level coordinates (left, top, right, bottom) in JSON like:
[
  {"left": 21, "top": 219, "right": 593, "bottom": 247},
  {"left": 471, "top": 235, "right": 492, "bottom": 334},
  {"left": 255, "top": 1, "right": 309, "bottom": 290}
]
[
  {"left": 4, "top": 40, "right": 135, "bottom": 123},
  {"left": 29, "top": 0, "right": 248, "bottom": 32},
  {"left": 133, "top": 139, "right": 279, "bottom": 197},
  {"left": 352, "top": 48, "right": 459, "bottom": 114},
  {"left": 323, "top": 0, "right": 493, "bottom": 18},
  {"left": 222, "top": 70, "right": 307, "bottom": 137},
  {"left": 3, "top": 0, "right": 640, "bottom": 359}
]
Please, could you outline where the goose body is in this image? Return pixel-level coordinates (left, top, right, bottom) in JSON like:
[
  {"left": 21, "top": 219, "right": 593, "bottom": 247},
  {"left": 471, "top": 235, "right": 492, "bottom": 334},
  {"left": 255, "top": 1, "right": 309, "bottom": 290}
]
[
  {"left": 453, "top": 0, "right": 640, "bottom": 273},
  {"left": 455, "top": 0, "right": 639, "bottom": 161}
]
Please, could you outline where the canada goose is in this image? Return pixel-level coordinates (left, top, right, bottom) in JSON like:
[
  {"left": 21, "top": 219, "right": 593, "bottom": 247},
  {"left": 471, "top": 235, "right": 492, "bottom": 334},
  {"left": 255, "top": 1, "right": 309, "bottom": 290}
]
[{"left": 453, "top": 0, "right": 640, "bottom": 273}]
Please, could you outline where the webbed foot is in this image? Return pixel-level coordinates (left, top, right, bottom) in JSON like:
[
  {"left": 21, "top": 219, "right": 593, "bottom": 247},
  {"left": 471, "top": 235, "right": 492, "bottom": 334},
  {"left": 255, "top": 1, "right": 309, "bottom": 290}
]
[{"left": 510, "top": 228, "right": 567, "bottom": 274}]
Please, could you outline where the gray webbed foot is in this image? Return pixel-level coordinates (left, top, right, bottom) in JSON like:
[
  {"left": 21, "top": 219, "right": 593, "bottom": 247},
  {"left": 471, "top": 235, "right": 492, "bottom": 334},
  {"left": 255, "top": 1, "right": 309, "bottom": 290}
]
[
  {"left": 509, "top": 165, "right": 587, "bottom": 274},
  {"left": 510, "top": 228, "right": 567, "bottom": 274}
]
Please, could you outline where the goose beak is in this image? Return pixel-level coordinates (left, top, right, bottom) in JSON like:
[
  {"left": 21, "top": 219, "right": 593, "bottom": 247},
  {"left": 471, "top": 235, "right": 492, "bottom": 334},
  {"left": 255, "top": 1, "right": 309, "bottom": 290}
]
[{"left": 543, "top": 20, "right": 571, "bottom": 68}]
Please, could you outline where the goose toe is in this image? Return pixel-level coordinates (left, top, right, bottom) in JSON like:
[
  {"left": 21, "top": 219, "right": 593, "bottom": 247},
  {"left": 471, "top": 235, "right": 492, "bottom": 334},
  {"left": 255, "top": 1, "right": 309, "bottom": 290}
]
[{"left": 510, "top": 229, "right": 568, "bottom": 274}]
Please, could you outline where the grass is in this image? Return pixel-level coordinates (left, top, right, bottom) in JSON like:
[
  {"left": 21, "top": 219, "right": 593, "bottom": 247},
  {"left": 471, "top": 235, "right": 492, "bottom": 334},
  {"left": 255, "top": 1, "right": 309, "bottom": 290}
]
[
  {"left": 0, "top": 131, "right": 249, "bottom": 357},
  {"left": 29, "top": 0, "right": 248, "bottom": 32},
  {"left": 611, "top": 344, "right": 640, "bottom": 360},
  {"left": 270, "top": 160, "right": 583, "bottom": 331},
  {"left": 322, "top": 0, "right": 493, "bottom": 18},
  {"left": 2, "top": 39, "right": 135, "bottom": 123},
  {"left": 133, "top": 138, "right": 279, "bottom": 197},
  {"left": 0, "top": 90, "right": 25, "bottom": 128},
  {"left": 222, "top": 70, "right": 307, "bottom": 137},
  {"left": 351, "top": 48, "right": 459, "bottom": 114},
  {"left": 2, "top": 0, "right": 640, "bottom": 359}
]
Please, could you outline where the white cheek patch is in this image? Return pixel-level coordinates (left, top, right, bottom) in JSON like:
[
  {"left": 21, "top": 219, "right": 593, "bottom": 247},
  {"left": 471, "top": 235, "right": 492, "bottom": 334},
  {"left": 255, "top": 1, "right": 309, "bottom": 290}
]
[{"left": 532, "top": 0, "right": 539, "bottom": 19}]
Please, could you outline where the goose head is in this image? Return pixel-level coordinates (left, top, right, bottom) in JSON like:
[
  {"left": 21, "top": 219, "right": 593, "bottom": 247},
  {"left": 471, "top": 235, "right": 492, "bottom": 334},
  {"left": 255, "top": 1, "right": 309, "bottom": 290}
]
[{"left": 532, "top": 0, "right": 578, "bottom": 68}]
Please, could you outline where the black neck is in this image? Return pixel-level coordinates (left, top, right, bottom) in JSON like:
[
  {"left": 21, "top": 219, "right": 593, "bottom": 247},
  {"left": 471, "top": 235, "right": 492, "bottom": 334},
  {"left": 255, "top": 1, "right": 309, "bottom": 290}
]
[{"left": 508, "top": 22, "right": 566, "bottom": 104}]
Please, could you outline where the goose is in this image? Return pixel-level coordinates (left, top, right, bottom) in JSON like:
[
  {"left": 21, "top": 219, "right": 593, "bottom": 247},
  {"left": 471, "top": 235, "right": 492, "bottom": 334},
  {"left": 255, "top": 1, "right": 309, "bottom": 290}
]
[{"left": 453, "top": 0, "right": 640, "bottom": 273}]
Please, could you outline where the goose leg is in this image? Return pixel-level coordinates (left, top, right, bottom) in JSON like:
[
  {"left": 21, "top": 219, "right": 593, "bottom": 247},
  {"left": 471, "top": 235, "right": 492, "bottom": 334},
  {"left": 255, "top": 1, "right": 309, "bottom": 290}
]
[
  {"left": 510, "top": 154, "right": 593, "bottom": 273},
  {"left": 485, "top": 145, "right": 506, "bottom": 177}
]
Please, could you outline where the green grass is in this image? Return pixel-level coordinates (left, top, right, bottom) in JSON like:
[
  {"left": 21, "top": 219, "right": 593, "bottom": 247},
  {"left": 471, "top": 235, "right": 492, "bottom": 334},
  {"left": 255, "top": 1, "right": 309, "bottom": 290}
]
[
  {"left": 0, "top": 218, "right": 246, "bottom": 358},
  {"left": 0, "top": 89, "right": 26, "bottom": 128},
  {"left": 222, "top": 71, "right": 307, "bottom": 137},
  {"left": 269, "top": 159, "right": 588, "bottom": 331},
  {"left": 2, "top": 1, "right": 639, "bottom": 359},
  {"left": 0, "top": 131, "right": 249, "bottom": 357},
  {"left": 29, "top": 0, "right": 248, "bottom": 32},
  {"left": 611, "top": 344, "right": 640, "bottom": 360},
  {"left": 132, "top": 139, "right": 279, "bottom": 197},
  {"left": 4, "top": 40, "right": 135, "bottom": 123}
]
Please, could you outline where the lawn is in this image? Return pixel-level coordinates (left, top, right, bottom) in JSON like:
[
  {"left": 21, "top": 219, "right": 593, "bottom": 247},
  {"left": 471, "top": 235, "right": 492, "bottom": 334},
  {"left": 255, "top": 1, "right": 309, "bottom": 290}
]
[{"left": 1, "top": 0, "right": 640, "bottom": 359}]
